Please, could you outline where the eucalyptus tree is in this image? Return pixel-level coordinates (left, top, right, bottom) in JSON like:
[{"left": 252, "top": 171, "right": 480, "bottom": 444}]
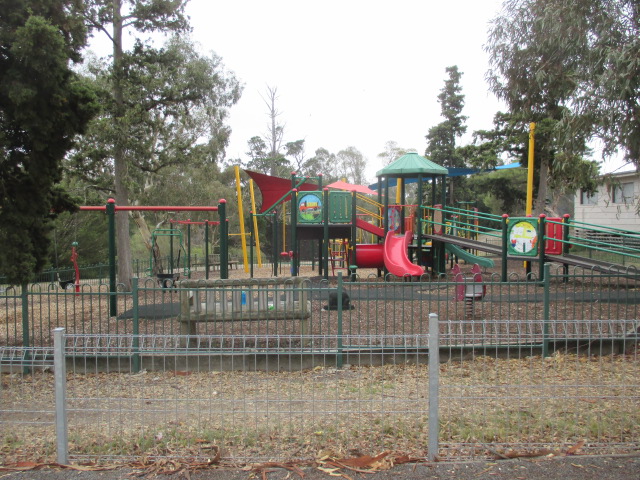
[
  {"left": 378, "top": 141, "right": 415, "bottom": 166},
  {"left": 78, "top": 0, "right": 190, "bottom": 287},
  {"left": 485, "top": 0, "right": 635, "bottom": 211},
  {"left": 0, "top": 0, "right": 98, "bottom": 283},
  {"left": 75, "top": 2, "right": 241, "bottom": 285},
  {"left": 336, "top": 147, "right": 368, "bottom": 186}
]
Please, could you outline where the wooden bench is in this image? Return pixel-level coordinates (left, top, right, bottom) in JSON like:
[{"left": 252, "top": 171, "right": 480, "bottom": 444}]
[{"left": 177, "top": 277, "right": 312, "bottom": 337}]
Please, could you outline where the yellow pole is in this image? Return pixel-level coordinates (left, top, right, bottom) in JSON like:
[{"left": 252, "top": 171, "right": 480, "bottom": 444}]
[
  {"left": 525, "top": 122, "right": 536, "bottom": 271},
  {"left": 249, "top": 179, "right": 262, "bottom": 266},
  {"left": 396, "top": 178, "right": 402, "bottom": 204},
  {"left": 234, "top": 166, "right": 249, "bottom": 272},
  {"left": 526, "top": 122, "right": 536, "bottom": 215}
]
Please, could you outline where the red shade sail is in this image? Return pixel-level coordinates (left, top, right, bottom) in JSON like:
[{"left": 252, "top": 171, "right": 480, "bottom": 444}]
[
  {"left": 244, "top": 170, "right": 319, "bottom": 213},
  {"left": 326, "top": 180, "right": 377, "bottom": 195}
]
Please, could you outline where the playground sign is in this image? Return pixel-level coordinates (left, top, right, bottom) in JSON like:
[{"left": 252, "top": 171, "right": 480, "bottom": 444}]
[
  {"left": 297, "top": 193, "right": 323, "bottom": 223},
  {"left": 507, "top": 218, "right": 539, "bottom": 256}
]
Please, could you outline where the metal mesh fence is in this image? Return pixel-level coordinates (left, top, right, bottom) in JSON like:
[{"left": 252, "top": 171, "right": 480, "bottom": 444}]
[
  {"left": 61, "top": 333, "right": 435, "bottom": 463},
  {"left": 438, "top": 318, "right": 639, "bottom": 459},
  {"left": 0, "top": 347, "right": 56, "bottom": 461}
]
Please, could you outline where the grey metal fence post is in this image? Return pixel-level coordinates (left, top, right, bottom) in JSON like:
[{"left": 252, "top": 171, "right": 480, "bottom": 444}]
[
  {"left": 53, "top": 327, "right": 68, "bottom": 465},
  {"left": 428, "top": 313, "right": 440, "bottom": 462}
]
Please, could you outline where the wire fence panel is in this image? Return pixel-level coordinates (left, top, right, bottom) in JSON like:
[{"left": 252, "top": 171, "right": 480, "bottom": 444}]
[
  {"left": 3, "top": 270, "right": 640, "bottom": 351},
  {"left": 59, "top": 333, "right": 433, "bottom": 464},
  {"left": 438, "top": 318, "right": 640, "bottom": 460},
  {"left": 0, "top": 347, "right": 56, "bottom": 463}
]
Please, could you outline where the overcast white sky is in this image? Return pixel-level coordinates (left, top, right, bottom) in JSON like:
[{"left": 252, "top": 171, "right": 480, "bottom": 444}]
[{"left": 185, "top": 0, "right": 510, "bottom": 182}]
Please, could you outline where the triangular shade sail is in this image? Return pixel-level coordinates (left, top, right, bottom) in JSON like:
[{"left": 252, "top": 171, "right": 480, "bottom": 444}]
[{"left": 244, "top": 170, "right": 319, "bottom": 213}]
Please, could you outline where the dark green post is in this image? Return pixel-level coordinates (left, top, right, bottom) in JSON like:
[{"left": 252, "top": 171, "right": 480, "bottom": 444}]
[
  {"left": 417, "top": 174, "right": 424, "bottom": 266},
  {"left": 187, "top": 222, "right": 191, "bottom": 278},
  {"left": 561, "top": 214, "right": 570, "bottom": 281},
  {"left": 21, "top": 283, "right": 30, "bottom": 373},
  {"left": 318, "top": 173, "right": 323, "bottom": 191},
  {"left": 131, "top": 277, "right": 140, "bottom": 373},
  {"left": 538, "top": 214, "right": 546, "bottom": 281},
  {"left": 169, "top": 232, "right": 174, "bottom": 274},
  {"left": 400, "top": 177, "right": 406, "bottom": 231},
  {"left": 323, "top": 188, "right": 330, "bottom": 280},
  {"left": 562, "top": 214, "right": 571, "bottom": 255},
  {"left": 204, "top": 220, "right": 209, "bottom": 279},
  {"left": 383, "top": 178, "right": 390, "bottom": 234},
  {"left": 501, "top": 214, "right": 509, "bottom": 282},
  {"left": 542, "top": 263, "right": 550, "bottom": 357},
  {"left": 219, "top": 199, "right": 228, "bottom": 279},
  {"left": 106, "top": 198, "right": 117, "bottom": 316},
  {"left": 337, "top": 272, "right": 344, "bottom": 368},
  {"left": 273, "top": 212, "right": 278, "bottom": 277},
  {"left": 291, "top": 189, "right": 298, "bottom": 276},
  {"left": 350, "top": 191, "right": 357, "bottom": 281}
]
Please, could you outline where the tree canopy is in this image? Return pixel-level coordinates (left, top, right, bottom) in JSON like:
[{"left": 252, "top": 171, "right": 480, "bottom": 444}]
[
  {"left": 71, "top": 1, "right": 241, "bottom": 286},
  {"left": 487, "top": 0, "right": 639, "bottom": 164},
  {"left": 0, "top": 0, "right": 98, "bottom": 284}
]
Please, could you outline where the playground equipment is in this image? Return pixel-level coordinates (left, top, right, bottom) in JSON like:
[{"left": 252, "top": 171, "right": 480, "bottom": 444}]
[
  {"left": 383, "top": 230, "right": 423, "bottom": 277},
  {"left": 80, "top": 199, "right": 229, "bottom": 316},
  {"left": 453, "top": 263, "right": 486, "bottom": 318},
  {"left": 56, "top": 242, "right": 80, "bottom": 292},
  {"left": 150, "top": 226, "right": 188, "bottom": 287},
  {"left": 246, "top": 165, "right": 429, "bottom": 280}
]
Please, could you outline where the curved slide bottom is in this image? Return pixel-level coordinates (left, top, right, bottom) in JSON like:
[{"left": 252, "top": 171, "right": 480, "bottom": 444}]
[
  {"left": 445, "top": 243, "right": 495, "bottom": 268},
  {"left": 383, "top": 230, "right": 424, "bottom": 277}
]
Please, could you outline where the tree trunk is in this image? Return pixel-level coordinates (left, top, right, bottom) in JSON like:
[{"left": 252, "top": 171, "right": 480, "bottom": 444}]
[
  {"left": 534, "top": 157, "right": 549, "bottom": 215},
  {"left": 112, "top": 0, "right": 133, "bottom": 289}
]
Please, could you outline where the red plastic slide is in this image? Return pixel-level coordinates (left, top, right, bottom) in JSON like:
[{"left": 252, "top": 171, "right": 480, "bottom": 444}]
[{"left": 383, "top": 230, "right": 424, "bottom": 277}]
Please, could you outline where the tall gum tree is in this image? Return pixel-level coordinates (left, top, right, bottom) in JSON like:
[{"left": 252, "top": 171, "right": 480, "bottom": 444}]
[{"left": 82, "top": 0, "right": 190, "bottom": 288}]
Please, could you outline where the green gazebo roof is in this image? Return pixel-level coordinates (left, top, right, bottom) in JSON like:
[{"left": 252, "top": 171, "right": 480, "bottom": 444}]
[{"left": 376, "top": 152, "right": 448, "bottom": 178}]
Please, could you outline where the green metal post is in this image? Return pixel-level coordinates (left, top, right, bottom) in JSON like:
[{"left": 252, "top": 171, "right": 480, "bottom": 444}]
[
  {"left": 337, "top": 272, "right": 343, "bottom": 368},
  {"left": 169, "top": 232, "right": 174, "bottom": 274},
  {"left": 131, "top": 277, "right": 140, "bottom": 373},
  {"left": 219, "top": 199, "right": 228, "bottom": 279},
  {"left": 106, "top": 198, "right": 117, "bottom": 316},
  {"left": 21, "top": 284, "right": 30, "bottom": 373},
  {"left": 323, "top": 188, "right": 330, "bottom": 280},
  {"left": 204, "top": 220, "right": 209, "bottom": 279},
  {"left": 350, "top": 191, "right": 357, "bottom": 281},
  {"left": 501, "top": 214, "right": 509, "bottom": 282},
  {"left": 562, "top": 214, "right": 571, "bottom": 255},
  {"left": 562, "top": 214, "right": 570, "bottom": 281},
  {"left": 273, "top": 212, "right": 279, "bottom": 277},
  {"left": 542, "top": 263, "right": 550, "bottom": 358},
  {"left": 538, "top": 214, "right": 546, "bottom": 281},
  {"left": 400, "top": 177, "right": 406, "bottom": 231},
  {"left": 291, "top": 189, "right": 298, "bottom": 276},
  {"left": 187, "top": 223, "right": 191, "bottom": 278},
  {"left": 417, "top": 174, "right": 423, "bottom": 266}
]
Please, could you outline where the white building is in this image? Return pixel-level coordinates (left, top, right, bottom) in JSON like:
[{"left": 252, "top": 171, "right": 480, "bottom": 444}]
[{"left": 574, "top": 170, "right": 640, "bottom": 232}]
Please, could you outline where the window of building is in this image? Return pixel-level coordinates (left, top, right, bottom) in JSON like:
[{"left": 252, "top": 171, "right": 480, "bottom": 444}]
[
  {"left": 613, "top": 182, "right": 634, "bottom": 204},
  {"left": 580, "top": 189, "right": 598, "bottom": 205}
]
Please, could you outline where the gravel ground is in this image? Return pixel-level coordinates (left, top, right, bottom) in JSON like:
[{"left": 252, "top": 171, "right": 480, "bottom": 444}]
[{"left": 2, "top": 455, "right": 639, "bottom": 479}]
